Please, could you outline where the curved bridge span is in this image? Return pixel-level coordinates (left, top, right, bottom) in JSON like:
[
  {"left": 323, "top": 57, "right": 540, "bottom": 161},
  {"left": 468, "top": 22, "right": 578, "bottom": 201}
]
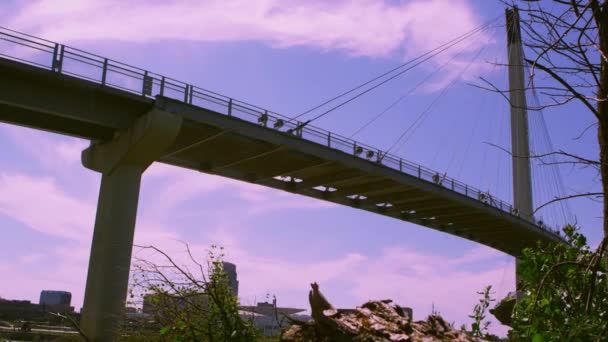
[{"left": 0, "top": 28, "right": 563, "bottom": 257}]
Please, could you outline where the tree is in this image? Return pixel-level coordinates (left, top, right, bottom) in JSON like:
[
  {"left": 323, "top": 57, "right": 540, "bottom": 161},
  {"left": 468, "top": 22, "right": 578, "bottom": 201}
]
[
  {"left": 497, "top": 225, "right": 608, "bottom": 340},
  {"left": 127, "top": 244, "right": 259, "bottom": 341}
]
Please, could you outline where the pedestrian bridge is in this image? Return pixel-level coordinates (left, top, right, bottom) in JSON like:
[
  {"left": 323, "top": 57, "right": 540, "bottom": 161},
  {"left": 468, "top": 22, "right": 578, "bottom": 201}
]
[{"left": 0, "top": 27, "right": 563, "bottom": 257}]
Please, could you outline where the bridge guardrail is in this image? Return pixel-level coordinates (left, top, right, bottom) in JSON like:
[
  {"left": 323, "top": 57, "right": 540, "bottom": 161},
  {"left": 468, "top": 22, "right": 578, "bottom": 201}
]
[{"left": 0, "top": 26, "right": 559, "bottom": 237}]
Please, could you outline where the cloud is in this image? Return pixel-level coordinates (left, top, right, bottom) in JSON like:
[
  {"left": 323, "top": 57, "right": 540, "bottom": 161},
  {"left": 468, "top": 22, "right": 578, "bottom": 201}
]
[
  {"left": 0, "top": 124, "right": 89, "bottom": 171},
  {"left": 19, "top": 253, "right": 47, "bottom": 264},
  {"left": 0, "top": 173, "right": 95, "bottom": 241},
  {"left": 7, "top": 0, "right": 493, "bottom": 61}
]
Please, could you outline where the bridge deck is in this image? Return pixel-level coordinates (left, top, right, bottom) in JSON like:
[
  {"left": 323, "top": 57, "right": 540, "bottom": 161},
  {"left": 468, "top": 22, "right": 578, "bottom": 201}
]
[{"left": 0, "top": 28, "right": 564, "bottom": 256}]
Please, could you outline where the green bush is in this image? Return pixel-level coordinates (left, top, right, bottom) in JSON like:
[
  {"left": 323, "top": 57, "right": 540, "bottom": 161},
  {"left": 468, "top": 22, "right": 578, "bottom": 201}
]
[{"left": 504, "top": 225, "right": 608, "bottom": 341}]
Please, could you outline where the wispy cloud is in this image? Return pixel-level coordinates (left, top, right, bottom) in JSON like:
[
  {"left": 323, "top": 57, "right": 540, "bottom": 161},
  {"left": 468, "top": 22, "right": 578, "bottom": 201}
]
[
  {"left": 0, "top": 173, "right": 95, "bottom": 241},
  {"left": 0, "top": 125, "right": 89, "bottom": 171},
  {"left": 8, "top": 0, "right": 493, "bottom": 61}
]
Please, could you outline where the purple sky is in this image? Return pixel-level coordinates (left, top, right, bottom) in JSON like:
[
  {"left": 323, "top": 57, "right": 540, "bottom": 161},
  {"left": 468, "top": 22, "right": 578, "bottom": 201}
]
[{"left": 0, "top": 0, "right": 602, "bottom": 336}]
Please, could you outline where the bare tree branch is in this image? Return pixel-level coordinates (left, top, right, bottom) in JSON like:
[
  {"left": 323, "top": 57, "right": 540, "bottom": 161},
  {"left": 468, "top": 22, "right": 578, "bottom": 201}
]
[
  {"left": 534, "top": 192, "right": 604, "bottom": 213},
  {"left": 525, "top": 58, "right": 600, "bottom": 117}
]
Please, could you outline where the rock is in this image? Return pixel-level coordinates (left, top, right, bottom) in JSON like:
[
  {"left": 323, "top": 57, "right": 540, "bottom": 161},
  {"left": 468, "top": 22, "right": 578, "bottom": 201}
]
[{"left": 281, "top": 283, "right": 490, "bottom": 342}]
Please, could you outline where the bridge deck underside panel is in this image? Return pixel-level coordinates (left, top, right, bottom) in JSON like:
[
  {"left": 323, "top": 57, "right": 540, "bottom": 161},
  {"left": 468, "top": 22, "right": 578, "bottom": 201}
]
[
  {"left": 156, "top": 99, "right": 559, "bottom": 257},
  {"left": 0, "top": 57, "right": 562, "bottom": 257}
]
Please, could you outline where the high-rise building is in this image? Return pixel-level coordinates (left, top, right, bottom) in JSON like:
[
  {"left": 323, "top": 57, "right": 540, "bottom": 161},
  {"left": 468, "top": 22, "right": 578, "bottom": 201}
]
[
  {"left": 39, "top": 290, "right": 72, "bottom": 306},
  {"left": 222, "top": 262, "right": 239, "bottom": 297}
]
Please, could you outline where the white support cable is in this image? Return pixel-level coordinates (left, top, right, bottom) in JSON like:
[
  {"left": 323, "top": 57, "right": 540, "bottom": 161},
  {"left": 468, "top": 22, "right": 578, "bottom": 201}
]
[
  {"left": 292, "top": 16, "right": 502, "bottom": 122},
  {"left": 290, "top": 18, "right": 503, "bottom": 130},
  {"left": 524, "top": 58, "right": 575, "bottom": 227},
  {"left": 480, "top": 94, "right": 501, "bottom": 192},
  {"left": 453, "top": 48, "right": 508, "bottom": 181},
  {"left": 448, "top": 92, "right": 487, "bottom": 177},
  {"left": 528, "top": 108, "right": 548, "bottom": 225},
  {"left": 494, "top": 93, "right": 509, "bottom": 198},
  {"left": 440, "top": 41, "right": 504, "bottom": 177},
  {"left": 389, "top": 47, "right": 488, "bottom": 157},
  {"left": 537, "top": 109, "right": 574, "bottom": 224},
  {"left": 348, "top": 31, "right": 486, "bottom": 139}
]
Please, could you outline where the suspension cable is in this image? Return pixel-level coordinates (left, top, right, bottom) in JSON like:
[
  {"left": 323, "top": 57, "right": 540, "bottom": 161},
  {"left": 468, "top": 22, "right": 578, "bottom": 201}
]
[
  {"left": 349, "top": 35, "right": 482, "bottom": 139},
  {"left": 386, "top": 47, "right": 487, "bottom": 156},
  {"left": 290, "top": 16, "right": 501, "bottom": 129}
]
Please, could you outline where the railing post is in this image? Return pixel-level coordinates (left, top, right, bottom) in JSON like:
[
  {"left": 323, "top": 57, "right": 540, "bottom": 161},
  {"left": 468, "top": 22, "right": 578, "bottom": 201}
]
[
  {"left": 101, "top": 59, "right": 108, "bottom": 86},
  {"left": 417, "top": 165, "right": 421, "bottom": 178},
  {"left": 57, "top": 45, "right": 64, "bottom": 73},
  {"left": 142, "top": 71, "right": 153, "bottom": 96},
  {"left": 188, "top": 85, "right": 194, "bottom": 104},
  {"left": 183, "top": 85, "right": 189, "bottom": 103},
  {"left": 451, "top": 179, "right": 454, "bottom": 190},
  {"left": 52, "top": 43, "right": 59, "bottom": 71},
  {"left": 52, "top": 44, "right": 64, "bottom": 73},
  {"left": 327, "top": 132, "right": 331, "bottom": 147},
  {"left": 160, "top": 77, "right": 165, "bottom": 96},
  {"left": 465, "top": 185, "right": 468, "bottom": 196},
  {"left": 228, "top": 99, "right": 233, "bottom": 116},
  {"left": 399, "top": 159, "right": 403, "bottom": 172}
]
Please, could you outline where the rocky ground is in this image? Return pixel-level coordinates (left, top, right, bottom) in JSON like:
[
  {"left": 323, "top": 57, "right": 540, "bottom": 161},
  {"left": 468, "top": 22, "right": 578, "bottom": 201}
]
[{"left": 280, "top": 283, "right": 489, "bottom": 342}]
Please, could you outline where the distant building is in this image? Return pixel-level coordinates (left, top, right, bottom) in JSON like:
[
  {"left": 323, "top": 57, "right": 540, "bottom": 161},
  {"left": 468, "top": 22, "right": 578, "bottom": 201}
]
[
  {"left": 239, "top": 300, "right": 306, "bottom": 337},
  {"left": 40, "top": 290, "right": 72, "bottom": 307},
  {"left": 222, "top": 262, "right": 239, "bottom": 297},
  {"left": 39, "top": 291, "right": 74, "bottom": 314},
  {"left": 0, "top": 299, "right": 41, "bottom": 320},
  {"left": 239, "top": 300, "right": 305, "bottom": 318},
  {"left": 0, "top": 295, "right": 73, "bottom": 321}
]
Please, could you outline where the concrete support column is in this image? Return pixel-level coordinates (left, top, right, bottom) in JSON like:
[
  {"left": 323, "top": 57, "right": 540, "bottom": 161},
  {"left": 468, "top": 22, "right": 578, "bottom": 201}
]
[{"left": 80, "top": 108, "right": 181, "bottom": 341}]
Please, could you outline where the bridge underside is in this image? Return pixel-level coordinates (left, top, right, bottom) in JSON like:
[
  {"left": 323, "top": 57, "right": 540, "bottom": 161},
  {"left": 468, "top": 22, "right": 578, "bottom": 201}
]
[{"left": 0, "top": 57, "right": 561, "bottom": 257}]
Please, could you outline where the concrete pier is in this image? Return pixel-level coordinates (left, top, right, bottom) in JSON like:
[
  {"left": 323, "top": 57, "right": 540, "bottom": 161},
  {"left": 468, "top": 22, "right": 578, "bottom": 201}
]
[{"left": 79, "top": 109, "right": 181, "bottom": 341}]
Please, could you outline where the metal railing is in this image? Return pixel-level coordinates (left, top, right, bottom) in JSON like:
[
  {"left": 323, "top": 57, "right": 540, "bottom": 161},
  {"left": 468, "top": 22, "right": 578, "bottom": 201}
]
[{"left": 0, "top": 26, "right": 559, "bottom": 236}]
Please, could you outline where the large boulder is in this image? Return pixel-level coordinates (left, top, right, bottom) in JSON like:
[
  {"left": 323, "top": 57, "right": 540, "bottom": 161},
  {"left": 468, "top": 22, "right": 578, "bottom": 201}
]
[{"left": 281, "top": 283, "right": 489, "bottom": 342}]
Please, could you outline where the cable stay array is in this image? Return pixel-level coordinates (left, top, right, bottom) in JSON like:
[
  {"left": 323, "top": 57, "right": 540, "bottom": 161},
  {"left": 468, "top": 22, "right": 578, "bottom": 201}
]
[
  {"left": 526, "top": 64, "right": 575, "bottom": 229},
  {"left": 288, "top": 15, "right": 503, "bottom": 131},
  {"left": 282, "top": 8, "right": 573, "bottom": 232},
  {"left": 349, "top": 36, "right": 484, "bottom": 139}
]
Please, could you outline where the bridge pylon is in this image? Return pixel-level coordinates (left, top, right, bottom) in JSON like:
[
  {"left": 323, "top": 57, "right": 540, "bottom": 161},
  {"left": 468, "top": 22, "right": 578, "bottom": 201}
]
[{"left": 506, "top": 6, "right": 534, "bottom": 297}]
